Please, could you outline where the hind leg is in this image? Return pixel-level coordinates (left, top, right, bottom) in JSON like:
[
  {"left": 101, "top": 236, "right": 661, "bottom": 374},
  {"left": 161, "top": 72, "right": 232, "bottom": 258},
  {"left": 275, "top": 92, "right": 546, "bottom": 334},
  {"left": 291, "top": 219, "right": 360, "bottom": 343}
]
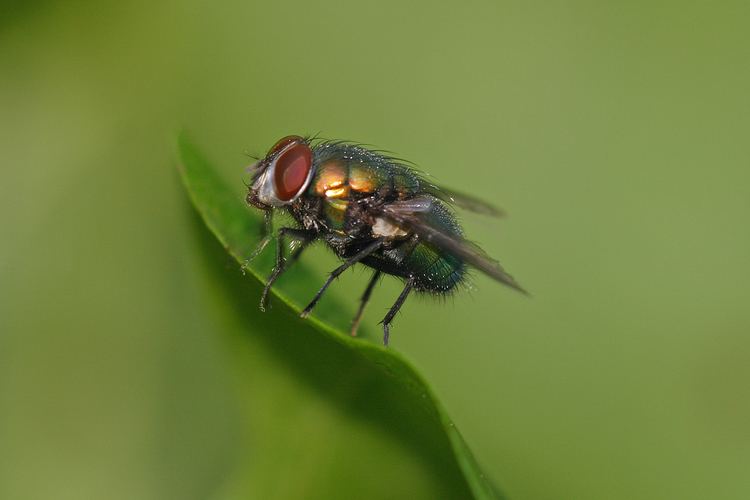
[{"left": 380, "top": 277, "right": 415, "bottom": 346}]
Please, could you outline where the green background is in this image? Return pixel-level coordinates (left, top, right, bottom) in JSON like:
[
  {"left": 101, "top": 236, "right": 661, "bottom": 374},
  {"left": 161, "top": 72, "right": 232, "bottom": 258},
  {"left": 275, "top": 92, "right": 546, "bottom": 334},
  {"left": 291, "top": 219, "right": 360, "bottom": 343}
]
[{"left": 2, "top": 1, "right": 749, "bottom": 499}]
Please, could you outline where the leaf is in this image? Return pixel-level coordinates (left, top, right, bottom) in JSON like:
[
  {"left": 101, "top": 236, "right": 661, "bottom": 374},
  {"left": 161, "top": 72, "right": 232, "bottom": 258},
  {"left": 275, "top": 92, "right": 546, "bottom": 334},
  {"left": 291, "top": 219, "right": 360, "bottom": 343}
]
[{"left": 177, "top": 133, "right": 506, "bottom": 500}]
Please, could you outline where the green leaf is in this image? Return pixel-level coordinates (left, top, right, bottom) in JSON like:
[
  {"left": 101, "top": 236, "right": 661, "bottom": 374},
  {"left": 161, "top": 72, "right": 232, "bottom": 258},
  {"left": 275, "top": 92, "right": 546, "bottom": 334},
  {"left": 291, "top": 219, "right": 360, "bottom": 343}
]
[{"left": 177, "top": 133, "right": 505, "bottom": 500}]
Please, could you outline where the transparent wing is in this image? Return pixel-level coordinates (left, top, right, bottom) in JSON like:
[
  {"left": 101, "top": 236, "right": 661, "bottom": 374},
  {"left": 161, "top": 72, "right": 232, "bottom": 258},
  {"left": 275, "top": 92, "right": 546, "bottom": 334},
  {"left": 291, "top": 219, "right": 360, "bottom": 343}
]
[
  {"left": 380, "top": 198, "right": 527, "bottom": 294},
  {"left": 429, "top": 185, "right": 505, "bottom": 217}
]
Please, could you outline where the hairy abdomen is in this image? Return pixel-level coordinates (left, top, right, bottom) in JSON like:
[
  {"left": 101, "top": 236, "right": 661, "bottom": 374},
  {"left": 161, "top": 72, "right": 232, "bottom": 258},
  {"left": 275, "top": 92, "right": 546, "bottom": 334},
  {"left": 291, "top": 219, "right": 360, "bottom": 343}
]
[{"left": 404, "top": 242, "right": 466, "bottom": 293}]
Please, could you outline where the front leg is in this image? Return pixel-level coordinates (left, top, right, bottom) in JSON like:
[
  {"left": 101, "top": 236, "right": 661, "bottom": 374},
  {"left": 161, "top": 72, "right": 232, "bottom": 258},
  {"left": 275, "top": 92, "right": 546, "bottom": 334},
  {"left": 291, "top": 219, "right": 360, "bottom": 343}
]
[
  {"left": 243, "top": 210, "right": 274, "bottom": 271},
  {"left": 259, "top": 227, "right": 314, "bottom": 312}
]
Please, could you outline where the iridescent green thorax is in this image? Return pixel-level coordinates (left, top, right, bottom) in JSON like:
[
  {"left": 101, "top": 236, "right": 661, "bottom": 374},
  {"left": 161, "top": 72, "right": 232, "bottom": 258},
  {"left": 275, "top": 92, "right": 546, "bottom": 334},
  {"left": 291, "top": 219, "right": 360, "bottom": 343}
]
[
  {"left": 309, "top": 142, "right": 426, "bottom": 198},
  {"left": 305, "top": 142, "right": 424, "bottom": 230}
]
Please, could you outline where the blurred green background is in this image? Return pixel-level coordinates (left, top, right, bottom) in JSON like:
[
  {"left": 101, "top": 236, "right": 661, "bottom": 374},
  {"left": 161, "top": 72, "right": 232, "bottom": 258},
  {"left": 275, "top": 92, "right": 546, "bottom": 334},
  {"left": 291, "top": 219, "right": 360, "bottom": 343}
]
[{"left": 2, "top": 1, "right": 749, "bottom": 499}]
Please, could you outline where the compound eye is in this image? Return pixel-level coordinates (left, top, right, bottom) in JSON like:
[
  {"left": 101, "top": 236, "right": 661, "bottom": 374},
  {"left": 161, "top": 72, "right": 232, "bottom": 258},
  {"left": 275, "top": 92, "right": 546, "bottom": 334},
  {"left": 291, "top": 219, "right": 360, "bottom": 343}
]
[
  {"left": 268, "top": 135, "right": 304, "bottom": 157},
  {"left": 273, "top": 141, "right": 312, "bottom": 201}
]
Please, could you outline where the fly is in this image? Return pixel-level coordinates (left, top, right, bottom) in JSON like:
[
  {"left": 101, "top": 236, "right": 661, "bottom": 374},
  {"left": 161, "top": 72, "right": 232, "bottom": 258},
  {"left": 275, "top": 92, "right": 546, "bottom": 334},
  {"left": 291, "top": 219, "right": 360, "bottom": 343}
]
[{"left": 245, "top": 135, "right": 527, "bottom": 345}]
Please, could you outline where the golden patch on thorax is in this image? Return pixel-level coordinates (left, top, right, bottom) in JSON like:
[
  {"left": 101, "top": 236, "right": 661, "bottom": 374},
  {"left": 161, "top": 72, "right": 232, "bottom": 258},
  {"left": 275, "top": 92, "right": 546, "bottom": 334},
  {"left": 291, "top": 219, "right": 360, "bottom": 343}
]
[
  {"left": 349, "top": 164, "right": 377, "bottom": 193},
  {"left": 314, "top": 159, "right": 347, "bottom": 196},
  {"left": 325, "top": 185, "right": 350, "bottom": 199},
  {"left": 326, "top": 198, "right": 348, "bottom": 212}
]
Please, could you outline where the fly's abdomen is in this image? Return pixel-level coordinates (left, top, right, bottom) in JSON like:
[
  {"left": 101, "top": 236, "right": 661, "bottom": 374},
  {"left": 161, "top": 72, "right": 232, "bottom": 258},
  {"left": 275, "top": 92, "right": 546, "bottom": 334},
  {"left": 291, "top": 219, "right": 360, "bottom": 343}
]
[
  {"left": 402, "top": 199, "right": 466, "bottom": 293},
  {"left": 405, "top": 242, "right": 466, "bottom": 292}
]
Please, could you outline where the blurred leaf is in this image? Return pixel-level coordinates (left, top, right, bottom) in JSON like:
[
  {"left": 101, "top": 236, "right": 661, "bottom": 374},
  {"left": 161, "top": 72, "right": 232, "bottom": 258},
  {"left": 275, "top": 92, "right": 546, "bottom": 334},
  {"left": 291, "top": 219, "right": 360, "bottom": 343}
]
[{"left": 177, "top": 133, "right": 505, "bottom": 499}]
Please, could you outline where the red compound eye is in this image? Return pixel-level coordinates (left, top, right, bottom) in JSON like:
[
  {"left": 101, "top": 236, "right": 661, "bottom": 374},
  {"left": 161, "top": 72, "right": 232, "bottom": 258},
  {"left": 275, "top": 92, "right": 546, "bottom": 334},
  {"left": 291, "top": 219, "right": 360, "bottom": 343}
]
[
  {"left": 268, "top": 135, "right": 304, "bottom": 157},
  {"left": 273, "top": 141, "right": 312, "bottom": 201}
]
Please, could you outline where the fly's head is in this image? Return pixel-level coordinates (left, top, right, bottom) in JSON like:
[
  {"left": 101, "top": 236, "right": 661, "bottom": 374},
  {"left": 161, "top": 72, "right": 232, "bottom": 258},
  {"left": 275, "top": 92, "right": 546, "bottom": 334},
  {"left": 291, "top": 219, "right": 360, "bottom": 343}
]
[{"left": 246, "top": 135, "right": 314, "bottom": 210}]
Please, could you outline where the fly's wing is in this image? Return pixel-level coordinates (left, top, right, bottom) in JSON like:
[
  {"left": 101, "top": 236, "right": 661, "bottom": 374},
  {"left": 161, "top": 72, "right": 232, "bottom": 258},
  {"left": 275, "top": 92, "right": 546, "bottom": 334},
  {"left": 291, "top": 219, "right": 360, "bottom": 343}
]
[
  {"left": 380, "top": 198, "right": 528, "bottom": 294},
  {"left": 429, "top": 185, "right": 505, "bottom": 217}
]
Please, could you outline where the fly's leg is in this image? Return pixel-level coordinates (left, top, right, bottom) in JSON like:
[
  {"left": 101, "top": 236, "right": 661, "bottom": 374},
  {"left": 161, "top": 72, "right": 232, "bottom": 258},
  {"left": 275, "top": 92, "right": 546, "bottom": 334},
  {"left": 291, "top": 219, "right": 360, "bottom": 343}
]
[
  {"left": 300, "top": 239, "right": 384, "bottom": 319},
  {"left": 380, "top": 277, "right": 415, "bottom": 346},
  {"left": 243, "top": 210, "right": 273, "bottom": 271},
  {"left": 350, "top": 270, "right": 382, "bottom": 337},
  {"left": 260, "top": 227, "right": 314, "bottom": 312}
]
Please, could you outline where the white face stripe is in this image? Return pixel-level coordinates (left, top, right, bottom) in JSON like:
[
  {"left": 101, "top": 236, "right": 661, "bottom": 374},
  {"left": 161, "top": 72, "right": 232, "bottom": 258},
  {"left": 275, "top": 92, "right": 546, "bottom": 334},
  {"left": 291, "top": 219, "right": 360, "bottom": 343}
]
[
  {"left": 254, "top": 166, "right": 278, "bottom": 206},
  {"left": 253, "top": 141, "right": 315, "bottom": 207}
]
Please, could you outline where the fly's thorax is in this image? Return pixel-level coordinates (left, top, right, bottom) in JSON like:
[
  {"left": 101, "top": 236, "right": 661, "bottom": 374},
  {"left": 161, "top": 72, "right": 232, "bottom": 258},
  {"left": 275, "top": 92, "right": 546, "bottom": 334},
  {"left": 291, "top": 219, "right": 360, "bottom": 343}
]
[
  {"left": 308, "top": 143, "right": 424, "bottom": 200},
  {"left": 309, "top": 160, "right": 387, "bottom": 202},
  {"left": 303, "top": 144, "right": 427, "bottom": 239}
]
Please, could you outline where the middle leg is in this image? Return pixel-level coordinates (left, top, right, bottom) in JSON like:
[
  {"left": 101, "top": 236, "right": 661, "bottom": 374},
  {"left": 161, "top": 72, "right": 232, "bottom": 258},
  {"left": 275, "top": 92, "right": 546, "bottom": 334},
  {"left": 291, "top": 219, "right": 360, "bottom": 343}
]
[
  {"left": 300, "top": 238, "right": 384, "bottom": 318},
  {"left": 350, "top": 270, "right": 382, "bottom": 337}
]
